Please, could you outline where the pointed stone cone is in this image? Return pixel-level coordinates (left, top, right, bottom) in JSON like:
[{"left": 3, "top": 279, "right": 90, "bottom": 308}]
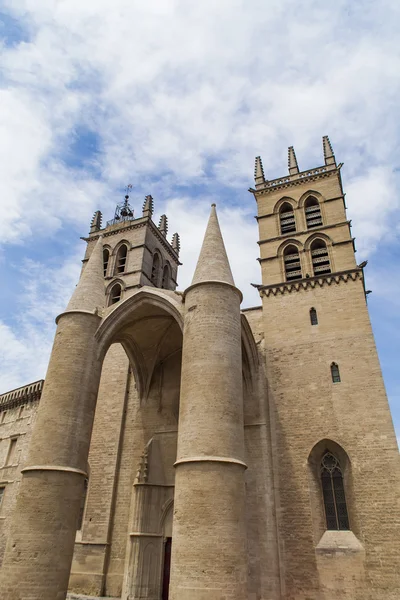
[
  {"left": 323, "top": 135, "right": 336, "bottom": 166},
  {"left": 65, "top": 235, "right": 105, "bottom": 314},
  {"left": 288, "top": 146, "right": 299, "bottom": 175},
  {"left": 170, "top": 204, "right": 247, "bottom": 599},
  {"left": 142, "top": 194, "right": 154, "bottom": 218},
  {"left": 191, "top": 204, "right": 235, "bottom": 287},
  {"left": 254, "top": 155, "right": 266, "bottom": 188}
]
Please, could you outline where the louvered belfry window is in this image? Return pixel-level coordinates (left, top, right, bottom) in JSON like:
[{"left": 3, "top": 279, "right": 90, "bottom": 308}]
[
  {"left": 116, "top": 245, "right": 128, "bottom": 274},
  {"left": 321, "top": 452, "right": 350, "bottom": 530},
  {"left": 284, "top": 245, "right": 302, "bottom": 281},
  {"left": 311, "top": 239, "right": 331, "bottom": 276},
  {"left": 305, "top": 196, "right": 323, "bottom": 229},
  {"left": 279, "top": 203, "right": 296, "bottom": 234},
  {"left": 110, "top": 283, "right": 122, "bottom": 305}
]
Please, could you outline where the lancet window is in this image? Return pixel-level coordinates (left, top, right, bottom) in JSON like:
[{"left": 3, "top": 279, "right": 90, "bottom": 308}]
[
  {"left": 311, "top": 239, "right": 331, "bottom": 276},
  {"left": 161, "top": 263, "right": 170, "bottom": 289},
  {"left": 284, "top": 245, "right": 302, "bottom": 281},
  {"left": 320, "top": 452, "right": 349, "bottom": 530},
  {"left": 331, "top": 362, "right": 341, "bottom": 383},
  {"left": 279, "top": 202, "right": 296, "bottom": 234},
  {"left": 151, "top": 253, "right": 161, "bottom": 286},
  {"left": 103, "top": 248, "right": 110, "bottom": 277},
  {"left": 109, "top": 283, "right": 122, "bottom": 305},
  {"left": 77, "top": 478, "right": 88, "bottom": 531},
  {"left": 115, "top": 245, "right": 128, "bottom": 274},
  {"left": 305, "top": 196, "right": 323, "bottom": 229}
]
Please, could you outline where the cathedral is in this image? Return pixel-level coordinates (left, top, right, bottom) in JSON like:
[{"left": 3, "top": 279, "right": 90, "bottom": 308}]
[{"left": 0, "top": 137, "right": 399, "bottom": 600}]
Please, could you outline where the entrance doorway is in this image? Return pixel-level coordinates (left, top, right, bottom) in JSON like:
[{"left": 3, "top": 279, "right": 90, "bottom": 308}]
[{"left": 162, "top": 537, "right": 172, "bottom": 600}]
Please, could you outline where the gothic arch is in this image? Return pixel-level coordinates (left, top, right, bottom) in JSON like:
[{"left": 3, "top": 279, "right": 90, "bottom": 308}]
[
  {"left": 95, "top": 288, "right": 184, "bottom": 398},
  {"left": 304, "top": 232, "right": 332, "bottom": 251},
  {"left": 276, "top": 238, "right": 303, "bottom": 258},
  {"left": 273, "top": 196, "right": 297, "bottom": 214},
  {"left": 111, "top": 239, "right": 132, "bottom": 256},
  {"left": 298, "top": 189, "right": 325, "bottom": 208}
]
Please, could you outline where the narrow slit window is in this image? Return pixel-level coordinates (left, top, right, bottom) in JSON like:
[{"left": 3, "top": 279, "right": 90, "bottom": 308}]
[
  {"left": 331, "top": 362, "right": 341, "bottom": 383},
  {"left": 279, "top": 202, "right": 296, "bottom": 235},
  {"left": 103, "top": 248, "right": 110, "bottom": 277},
  {"left": 116, "top": 245, "right": 128, "bottom": 274},
  {"left": 305, "top": 196, "right": 323, "bottom": 229},
  {"left": 321, "top": 452, "right": 349, "bottom": 530},
  {"left": 284, "top": 245, "right": 302, "bottom": 281},
  {"left": 310, "top": 307, "right": 318, "bottom": 325},
  {"left": 0, "top": 486, "right": 4, "bottom": 507},
  {"left": 161, "top": 264, "right": 170, "bottom": 289},
  {"left": 151, "top": 254, "right": 161, "bottom": 286},
  {"left": 109, "top": 283, "right": 122, "bottom": 305},
  {"left": 311, "top": 239, "right": 331, "bottom": 276}
]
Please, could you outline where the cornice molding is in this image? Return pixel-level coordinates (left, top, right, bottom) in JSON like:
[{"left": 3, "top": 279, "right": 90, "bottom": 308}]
[
  {"left": 0, "top": 380, "right": 44, "bottom": 412},
  {"left": 260, "top": 269, "right": 362, "bottom": 297}
]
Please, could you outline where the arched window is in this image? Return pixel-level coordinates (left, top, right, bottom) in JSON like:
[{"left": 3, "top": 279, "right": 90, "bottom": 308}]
[
  {"left": 320, "top": 452, "right": 349, "bottom": 530},
  {"left": 103, "top": 248, "right": 110, "bottom": 277},
  {"left": 283, "top": 245, "right": 302, "bottom": 281},
  {"left": 109, "top": 283, "right": 122, "bottom": 305},
  {"left": 161, "top": 263, "right": 170, "bottom": 289},
  {"left": 151, "top": 253, "right": 161, "bottom": 286},
  {"left": 305, "top": 196, "right": 323, "bottom": 229},
  {"left": 311, "top": 239, "right": 331, "bottom": 276},
  {"left": 279, "top": 202, "right": 296, "bottom": 234},
  {"left": 331, "top": 362, "right": 340, "bottom": 383},
  {"left": 77, "top": 477, "right": 88, "bottom": 531},
  {"left": 310, "top": 307, "right": 318, "bottom": 325},
  {"left": 115, "top": 244, "right": 128, "bottom": 274}
]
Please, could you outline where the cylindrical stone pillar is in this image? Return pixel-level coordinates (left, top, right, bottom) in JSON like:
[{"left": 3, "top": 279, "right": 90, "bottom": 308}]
[
  {"left": 169, "top": 280, "right": 248, "bottom": 600},
  {"left": 0, "top": 311, "right": 102, "bottom": 600}
]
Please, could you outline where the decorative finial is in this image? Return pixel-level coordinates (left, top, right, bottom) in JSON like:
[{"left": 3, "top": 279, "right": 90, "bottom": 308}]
[
  {"left": 322, "top": 136, "right": 336, "bottom": 166},
  {"left": 158, "top": 214, "right": 168, "bottom": 237},
  {"left": 90, "top": 210, "right": 102, "bottom": 233},
  {"left": 172, "top": 232, "right": 180, "bottom": 255},
  {"left": 142, "top": 195, "right": 154, "bottom": 218},
  {"left": 254, "top": 156, "right": 266, "bottom": 188},
  {"left": 288, "top": 146, "right": 299, "bottom": 175}
]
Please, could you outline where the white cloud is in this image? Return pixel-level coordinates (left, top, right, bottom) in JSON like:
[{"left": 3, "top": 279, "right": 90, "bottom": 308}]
[{"left": 0, "top": 0, "right": 399, "bottom": 423}]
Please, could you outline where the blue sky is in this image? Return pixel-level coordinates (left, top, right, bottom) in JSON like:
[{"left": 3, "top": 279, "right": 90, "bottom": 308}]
[{"left": 0, "top": 0, "right": 399, "bottom": 446}]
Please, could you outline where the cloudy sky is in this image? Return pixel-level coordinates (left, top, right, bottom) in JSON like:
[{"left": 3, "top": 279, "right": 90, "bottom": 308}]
[{"left": 0, "top": 1, "right": 399, "bottom": 445}]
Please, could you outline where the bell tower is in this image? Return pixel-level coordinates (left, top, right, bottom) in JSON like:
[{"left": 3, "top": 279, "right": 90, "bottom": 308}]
[
  {"left": 85, "top": 187, "right": 181, "bottom": 307},
  {"left": 250, "top": 138, "right": 400, "bottom": 600}
]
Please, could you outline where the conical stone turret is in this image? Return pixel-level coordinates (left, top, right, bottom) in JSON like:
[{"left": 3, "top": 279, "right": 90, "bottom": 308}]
[
  {"left": 66, "top": 235, "right": 105, "bottom": 313},
  {"left": 191, "top": 203, "right": 234, "bottom": 287},
  {"left": 0, "top": 237, "right": 106, "bottom": 600},
  {"left": 169, "top": 204, "right": 247, "bottom": 600}
]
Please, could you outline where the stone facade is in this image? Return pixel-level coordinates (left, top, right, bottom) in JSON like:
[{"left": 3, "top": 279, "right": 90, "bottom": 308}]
[{"left": 0, "top": 141, "right": 399, "bottom": 600}]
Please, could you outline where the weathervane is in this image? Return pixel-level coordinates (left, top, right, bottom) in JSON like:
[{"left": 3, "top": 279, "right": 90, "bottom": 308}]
[{"left": 112, "top": 184, "right": 134, "bottom": 222}]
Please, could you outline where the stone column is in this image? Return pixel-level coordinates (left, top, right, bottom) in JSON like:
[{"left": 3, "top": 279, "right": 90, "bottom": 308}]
[
  {"left": 0, "top": 237, "right": 105, "bottom": 600},
  {"left": 169, "top": 206, "right": 248, "bottom": 600}
]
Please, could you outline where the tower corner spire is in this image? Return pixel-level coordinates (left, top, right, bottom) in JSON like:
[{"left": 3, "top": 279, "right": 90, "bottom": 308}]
[
  {"left": 322, "top": 135, "right": 336, "bottom": 166},
  {"left": 288, "top": 146, "right": 299, "bottom": 175},
  {"left": 191, "top": 204, "right": 234, "bottom": 287},
  {"left": 90, "top": 210, "right": 102, "bottom": 233},
  {"left": 65, "top": 236, "right": 105, "bottom": 314},
  {"left": 254, "top": 156, "right": 266, "bottom": 188},
  {"left": 158, "top": 214, "right": 168, "bottom": 237},
  {"left": 142, "top": 194, "right": 154, "bottom": 218}
]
